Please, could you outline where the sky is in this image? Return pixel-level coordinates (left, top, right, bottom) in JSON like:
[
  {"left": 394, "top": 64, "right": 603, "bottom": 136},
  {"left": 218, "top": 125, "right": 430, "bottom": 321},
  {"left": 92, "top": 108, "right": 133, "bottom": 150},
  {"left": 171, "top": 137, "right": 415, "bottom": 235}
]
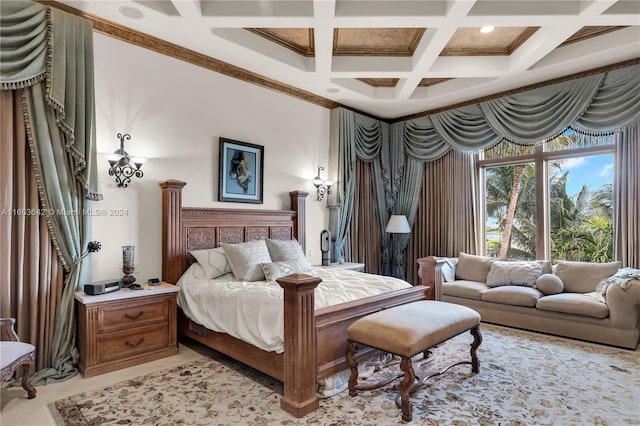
[{"left": 557, "top": 153, "right": 613, "bottom": 196}]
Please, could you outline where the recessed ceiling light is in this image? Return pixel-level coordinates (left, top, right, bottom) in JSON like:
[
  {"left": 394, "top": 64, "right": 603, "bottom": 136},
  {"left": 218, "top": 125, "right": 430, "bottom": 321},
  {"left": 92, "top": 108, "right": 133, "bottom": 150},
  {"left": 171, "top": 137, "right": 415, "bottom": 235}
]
[
  {"left": 327, "top": 88, "right": 340, "bottom": 94},
  {"left": 480, "top": 26, "right": 495, "bottom": 33},
  {"left": 119, "top": 6, "right": 144, "bottom": 20}
]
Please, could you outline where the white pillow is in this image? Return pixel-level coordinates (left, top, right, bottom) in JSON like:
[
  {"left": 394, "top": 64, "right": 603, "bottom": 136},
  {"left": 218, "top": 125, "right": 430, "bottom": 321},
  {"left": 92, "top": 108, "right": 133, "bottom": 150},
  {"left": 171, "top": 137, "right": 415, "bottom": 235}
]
[
  {"left": 190, "top": 247, "right": 231, "bottom": 279},
  {"left": 261, "top": 261, "right": 301, "bottom": 282},
  {"left": 265, "top": 239, "right": 312, "bottom": 272},
  {"left": 486, "top": 261, "right": 542, "bottom": 287},
  {"left": 221, "top": 240, "right": 272, "bottom": 282},
  {"left": 441, "top": 258, "right": 458, "bottom": 282}
]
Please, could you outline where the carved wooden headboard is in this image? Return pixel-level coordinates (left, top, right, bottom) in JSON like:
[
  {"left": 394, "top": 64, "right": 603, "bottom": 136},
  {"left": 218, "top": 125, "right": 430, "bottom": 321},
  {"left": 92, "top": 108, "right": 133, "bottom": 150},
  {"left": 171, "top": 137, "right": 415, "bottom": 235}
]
[{"left": 159, "top": 180, "right": 308, "bottom": 284}]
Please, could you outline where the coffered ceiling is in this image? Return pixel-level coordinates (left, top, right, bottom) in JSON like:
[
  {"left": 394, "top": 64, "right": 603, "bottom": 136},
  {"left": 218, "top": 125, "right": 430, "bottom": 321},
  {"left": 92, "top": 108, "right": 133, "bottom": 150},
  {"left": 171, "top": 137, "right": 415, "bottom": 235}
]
[{"left": 53, "top": 0, "right": 640, "bottom": 119}]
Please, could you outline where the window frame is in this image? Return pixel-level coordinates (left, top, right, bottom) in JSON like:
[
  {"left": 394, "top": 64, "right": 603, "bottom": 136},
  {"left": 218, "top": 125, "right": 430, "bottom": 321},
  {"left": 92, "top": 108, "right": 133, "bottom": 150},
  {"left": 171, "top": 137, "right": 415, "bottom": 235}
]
[{"left": 477, "top": 143, "right": 615, "bottom": 260}]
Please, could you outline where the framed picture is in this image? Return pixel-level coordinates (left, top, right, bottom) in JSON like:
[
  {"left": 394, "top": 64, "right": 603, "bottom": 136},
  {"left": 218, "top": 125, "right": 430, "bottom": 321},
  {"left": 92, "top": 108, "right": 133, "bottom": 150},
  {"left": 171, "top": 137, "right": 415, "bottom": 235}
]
[{"left": 218, "top": 137, "right": 264, "bottom": 204}]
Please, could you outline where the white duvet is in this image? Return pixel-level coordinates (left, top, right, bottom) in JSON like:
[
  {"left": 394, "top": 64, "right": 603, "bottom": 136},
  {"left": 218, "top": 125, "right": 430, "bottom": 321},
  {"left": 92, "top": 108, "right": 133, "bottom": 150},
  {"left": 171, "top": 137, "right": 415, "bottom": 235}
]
[{"left": 177, "top": 264, "right": 411, "bottom": 353}]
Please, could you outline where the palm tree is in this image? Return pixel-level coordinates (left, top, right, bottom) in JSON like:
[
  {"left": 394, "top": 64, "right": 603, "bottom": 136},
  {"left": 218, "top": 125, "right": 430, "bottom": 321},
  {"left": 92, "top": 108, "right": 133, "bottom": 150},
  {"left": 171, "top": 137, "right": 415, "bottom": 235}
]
[{"left": 499, "top": 164, "right": 524, "bottom": 258}]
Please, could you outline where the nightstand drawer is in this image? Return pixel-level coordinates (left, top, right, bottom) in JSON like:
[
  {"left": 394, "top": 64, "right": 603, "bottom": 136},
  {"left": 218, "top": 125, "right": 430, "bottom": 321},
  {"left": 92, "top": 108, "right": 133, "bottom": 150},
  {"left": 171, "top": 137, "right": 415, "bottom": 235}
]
[
  {"left": 76, "top": 283, "right": 179, "bottom": 377},
  {"left": 99, "top": 298, "right": 169, "bottom": 333},
  {"left": 98, "top": 324, "right": 170, "bottom": 363}
]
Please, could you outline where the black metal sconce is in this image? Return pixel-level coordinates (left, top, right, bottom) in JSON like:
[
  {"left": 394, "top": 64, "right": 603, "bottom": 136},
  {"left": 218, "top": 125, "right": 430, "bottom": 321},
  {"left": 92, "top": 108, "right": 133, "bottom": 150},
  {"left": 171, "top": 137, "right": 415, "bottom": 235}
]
[
  {"left": 106, "top": 133, "right": 146, "bottom": 188},
  {"left": 312, "top": 166, "right": 334, "bottom": 201}
]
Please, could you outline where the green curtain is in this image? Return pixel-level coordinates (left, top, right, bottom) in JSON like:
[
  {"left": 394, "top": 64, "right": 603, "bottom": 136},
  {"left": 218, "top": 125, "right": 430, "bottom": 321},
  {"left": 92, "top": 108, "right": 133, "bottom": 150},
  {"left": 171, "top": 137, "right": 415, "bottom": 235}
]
[
  {"left": 334, "top": 62, "right": 640, "bottom": 278},
  {"left": 1, "top": 1, "right": 101, "bottom": 384},
  {"left": 333, "top": 109, "right": 396, "bottom": 275}
]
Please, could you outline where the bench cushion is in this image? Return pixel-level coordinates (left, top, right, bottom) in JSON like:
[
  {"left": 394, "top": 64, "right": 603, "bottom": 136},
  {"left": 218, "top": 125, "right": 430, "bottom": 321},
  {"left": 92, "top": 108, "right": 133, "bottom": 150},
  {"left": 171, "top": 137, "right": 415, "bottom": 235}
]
[{"left": 347, "top": 301, "right": 480, "bottom": 358}]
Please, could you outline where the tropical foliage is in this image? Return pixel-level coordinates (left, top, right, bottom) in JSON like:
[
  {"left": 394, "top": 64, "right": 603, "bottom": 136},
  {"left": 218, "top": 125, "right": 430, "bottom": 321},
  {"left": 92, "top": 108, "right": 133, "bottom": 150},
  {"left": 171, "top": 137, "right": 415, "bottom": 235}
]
[{"left": 485, "top": 156, "right": 613, "bottom": 262}]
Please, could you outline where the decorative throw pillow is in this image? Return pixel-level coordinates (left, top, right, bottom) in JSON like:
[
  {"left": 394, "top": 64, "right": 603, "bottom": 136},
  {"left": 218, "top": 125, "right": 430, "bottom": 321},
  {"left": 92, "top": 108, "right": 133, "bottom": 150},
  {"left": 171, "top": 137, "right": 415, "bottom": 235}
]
[
  {"left": 261, "top": 261, "right": 300, "bottom": 282},
  {"left": 455, "top": 252, "right": 493, "bottom": 282},
  {"left": 441, "top": 258, "right": 458, "bottom": 283},
  {"left": 535, "top": 273, "right": 564, "bottom": 295},
  {"left": 221, "top": 240, "right": 272, "bottom": 282},
  {"left": 190, "top": 247, "right": 231, "bottom": 279},
  {"left": 555, "top": 260, "right": 620, "bottom": 293},
  {"left": 486, "top": 261, "right": 542, "bottom": 287},
  {"left": 265, "top": 239, "right": 312, "bottom": 272}
]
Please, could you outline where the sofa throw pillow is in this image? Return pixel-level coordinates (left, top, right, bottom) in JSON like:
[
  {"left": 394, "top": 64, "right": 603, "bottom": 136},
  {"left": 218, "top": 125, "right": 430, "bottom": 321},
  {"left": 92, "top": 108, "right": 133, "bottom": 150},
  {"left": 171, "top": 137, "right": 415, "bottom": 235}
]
[
  {"left": 261, "top": 261, "right": 305, "bottom": 282},
  {"left": 535, "top": 273, "right": 564, "bottom": 295},
  {"left": 555, "top": 260, "right": 621, "bottom": 293},
  {"left": 265, "top": 239, "right": 312, "bottom": 272},
  {"left": 441, "top": 258, "right": 458, "bottom": 283},
  {"left": 486, "top": 261, "right": 542, "bottom": 287},
  {"left": 190, "top": 247, "right": 231, "bottom": 279},
  {"left": 455, "top": 252, "right": 493, "bottom": 282},
  {"left": 221, "top": 240, "right": 272, "bottom": 282}
]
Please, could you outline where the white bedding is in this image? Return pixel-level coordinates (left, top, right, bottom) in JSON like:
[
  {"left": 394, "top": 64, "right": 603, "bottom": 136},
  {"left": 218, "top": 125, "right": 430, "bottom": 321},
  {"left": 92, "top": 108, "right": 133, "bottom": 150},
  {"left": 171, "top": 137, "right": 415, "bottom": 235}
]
[{"left": 176, "top": 263, "right": 412, "bottom": 353}]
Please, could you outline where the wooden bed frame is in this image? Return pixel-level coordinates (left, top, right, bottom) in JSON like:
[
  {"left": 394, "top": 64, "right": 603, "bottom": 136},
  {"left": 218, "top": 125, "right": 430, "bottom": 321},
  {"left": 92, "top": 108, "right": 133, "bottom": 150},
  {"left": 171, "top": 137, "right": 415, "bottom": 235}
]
[{"left": 159, "top": 180, "right": 433, "bottom": 417}]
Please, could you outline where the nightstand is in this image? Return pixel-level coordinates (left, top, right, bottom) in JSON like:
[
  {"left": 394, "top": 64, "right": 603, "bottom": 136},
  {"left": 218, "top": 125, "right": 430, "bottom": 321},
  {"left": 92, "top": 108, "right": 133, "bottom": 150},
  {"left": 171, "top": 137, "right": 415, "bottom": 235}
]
[
  {"left": 315, "top": 262, "right": 365, "bottom": 272},
  {"left": 75, "top": 282, "right": 179, "bottom": 378}
]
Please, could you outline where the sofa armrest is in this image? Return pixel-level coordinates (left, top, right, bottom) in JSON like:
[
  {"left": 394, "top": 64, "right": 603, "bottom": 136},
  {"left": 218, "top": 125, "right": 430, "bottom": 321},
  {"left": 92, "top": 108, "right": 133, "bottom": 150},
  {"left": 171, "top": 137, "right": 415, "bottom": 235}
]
[
  {"left": 606, "top": 279, "right": 640, "bottom": 327},
  {"left": 417, "top": 257, "right": 446, "bottom": 301}
]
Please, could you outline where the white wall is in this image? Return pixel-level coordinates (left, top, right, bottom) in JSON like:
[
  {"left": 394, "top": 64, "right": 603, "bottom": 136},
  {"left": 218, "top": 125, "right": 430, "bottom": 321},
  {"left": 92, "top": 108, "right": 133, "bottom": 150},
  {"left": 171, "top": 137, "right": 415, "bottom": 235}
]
[{"left": 91, "top": 33, "right": 331, "bottom": 283}]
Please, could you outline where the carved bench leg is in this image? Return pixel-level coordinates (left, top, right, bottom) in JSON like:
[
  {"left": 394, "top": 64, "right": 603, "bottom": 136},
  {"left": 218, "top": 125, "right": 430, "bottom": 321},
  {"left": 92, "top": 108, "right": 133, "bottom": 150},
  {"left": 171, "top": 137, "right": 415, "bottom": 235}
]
[
  {"left": 470, "top": 326, "right": 482, "bottom": 374},
  {"left": 398, "top": 356, "right": 416, "bottom": 422},
  {"left": 346, "top": 341, "right": 359, "bottom": 396}
]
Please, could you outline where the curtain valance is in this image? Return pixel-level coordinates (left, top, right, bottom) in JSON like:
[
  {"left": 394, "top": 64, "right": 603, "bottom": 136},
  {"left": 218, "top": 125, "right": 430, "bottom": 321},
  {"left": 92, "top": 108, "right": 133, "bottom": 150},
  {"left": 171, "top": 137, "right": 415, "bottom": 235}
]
[
  {"left": 0, "top": 2, "right": 47, "bottom": 89},
  {"left": 334, "top": 62, "right": 639, "bottom": 276},
  {"left": 400, "top": 63, "right": 639, "bottom": 160},
  {"left": 0, "top": 1, "right": 101, "bottom": 201}
]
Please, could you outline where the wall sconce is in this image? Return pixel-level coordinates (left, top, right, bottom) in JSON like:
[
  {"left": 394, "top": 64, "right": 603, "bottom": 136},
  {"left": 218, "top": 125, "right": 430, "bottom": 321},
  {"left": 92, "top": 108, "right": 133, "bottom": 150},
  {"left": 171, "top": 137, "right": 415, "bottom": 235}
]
[
  {"left": 313, "top": 166, "right": 334, "bottom": 201},
  {"left": 105, "top": 133, "right": 146, "bottom": 188}
]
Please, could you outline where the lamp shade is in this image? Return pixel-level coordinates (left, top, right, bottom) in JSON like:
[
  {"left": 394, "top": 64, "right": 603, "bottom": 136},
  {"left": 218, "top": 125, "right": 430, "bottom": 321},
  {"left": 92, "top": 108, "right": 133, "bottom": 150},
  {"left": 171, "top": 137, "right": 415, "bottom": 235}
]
[{"left": 385, "top": 215, "right": 411, "bottom": 233}]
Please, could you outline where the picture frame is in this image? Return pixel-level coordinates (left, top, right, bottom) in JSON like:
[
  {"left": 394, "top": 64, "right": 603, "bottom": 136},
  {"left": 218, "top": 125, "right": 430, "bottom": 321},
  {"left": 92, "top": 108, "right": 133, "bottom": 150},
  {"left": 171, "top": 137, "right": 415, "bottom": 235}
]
[{"left": 218, "top": 137, "right": 264, "bottom": 204}]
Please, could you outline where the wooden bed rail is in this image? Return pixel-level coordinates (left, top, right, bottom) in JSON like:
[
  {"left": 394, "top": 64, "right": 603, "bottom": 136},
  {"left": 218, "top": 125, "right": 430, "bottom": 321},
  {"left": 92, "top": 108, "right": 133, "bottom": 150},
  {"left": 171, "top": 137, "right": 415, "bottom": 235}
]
[{"left": 417, "top": 256, "right": 446, "bottom": 301}]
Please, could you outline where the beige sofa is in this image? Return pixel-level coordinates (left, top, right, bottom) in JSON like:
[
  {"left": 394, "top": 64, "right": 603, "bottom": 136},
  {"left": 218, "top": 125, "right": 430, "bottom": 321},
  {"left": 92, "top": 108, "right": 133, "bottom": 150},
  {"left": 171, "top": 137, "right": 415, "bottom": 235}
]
[{"left": 417, "top": 253, "right": 640, "bottom": 349}]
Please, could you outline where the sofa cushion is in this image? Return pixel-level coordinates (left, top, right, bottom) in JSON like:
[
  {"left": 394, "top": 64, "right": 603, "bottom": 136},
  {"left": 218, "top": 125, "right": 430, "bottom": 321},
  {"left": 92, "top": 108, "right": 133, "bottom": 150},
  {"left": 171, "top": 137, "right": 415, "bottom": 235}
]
[
  {"left": 535, "top": 273, "right": 564, "bottom": 295},
  {"left": 482, "top": 286, "right": 542, "bottom": 307},
  {"left": 555, "top": 260, "right": 620, "bottom": 293},
  {"left": 486, "top": 261, "right": 542, "bottom": 287},
  {"left": 536, "top": 293, "right": 609, "bottom": 319},
  {"left": 455, "top": 252, "right": 493, "bottom": 282},
  {"left": 442, "top": 280, "right": 488, "bottom": 300}
]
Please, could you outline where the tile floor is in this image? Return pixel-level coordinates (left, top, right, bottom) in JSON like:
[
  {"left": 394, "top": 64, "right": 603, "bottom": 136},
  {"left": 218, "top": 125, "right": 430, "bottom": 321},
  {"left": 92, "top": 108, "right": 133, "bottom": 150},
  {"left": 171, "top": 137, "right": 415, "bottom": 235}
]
[{"left": 1, "top": 343, "right": 204, "bottom": 426}]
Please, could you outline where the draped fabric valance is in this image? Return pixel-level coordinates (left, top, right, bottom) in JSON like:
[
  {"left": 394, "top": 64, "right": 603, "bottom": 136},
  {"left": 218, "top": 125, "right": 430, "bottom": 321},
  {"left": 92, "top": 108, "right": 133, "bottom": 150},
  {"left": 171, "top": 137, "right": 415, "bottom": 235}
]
[
  {"left": 334, "top": 62, "right": 640, "bottom": 276},
  {"left": 401, "top": 64, "right": 639, "bottom": 159},
  {"left": 0, "top": 2, "right": 47, "bottom": 88},
  {"left": 1, "top": 1, "right": 101, "bottom": 201}
]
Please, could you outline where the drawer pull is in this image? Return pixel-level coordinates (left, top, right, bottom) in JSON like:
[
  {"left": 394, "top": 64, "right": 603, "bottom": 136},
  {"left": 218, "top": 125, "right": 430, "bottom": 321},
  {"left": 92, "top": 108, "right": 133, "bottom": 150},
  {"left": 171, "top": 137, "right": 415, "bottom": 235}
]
[
  {"left": 124, "top": 337, "right": 145, "bottom": 347},
  {"left": 124, "top": 310, "right": 144, "bottom": 319}
]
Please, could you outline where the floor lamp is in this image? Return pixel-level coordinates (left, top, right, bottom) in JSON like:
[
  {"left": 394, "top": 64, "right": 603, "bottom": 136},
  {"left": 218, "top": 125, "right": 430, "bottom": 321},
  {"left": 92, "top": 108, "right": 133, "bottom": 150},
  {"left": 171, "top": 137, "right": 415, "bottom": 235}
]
[{"left": 386, "top": 215, "right": 411, "bottom": 279}]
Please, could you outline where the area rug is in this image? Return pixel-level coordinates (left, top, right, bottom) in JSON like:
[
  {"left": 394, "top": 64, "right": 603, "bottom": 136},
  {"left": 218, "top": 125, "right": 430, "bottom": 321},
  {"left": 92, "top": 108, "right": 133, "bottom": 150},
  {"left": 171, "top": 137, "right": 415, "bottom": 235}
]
[{"left": 49, "top": 324, "right": 639, "bottom": 425}]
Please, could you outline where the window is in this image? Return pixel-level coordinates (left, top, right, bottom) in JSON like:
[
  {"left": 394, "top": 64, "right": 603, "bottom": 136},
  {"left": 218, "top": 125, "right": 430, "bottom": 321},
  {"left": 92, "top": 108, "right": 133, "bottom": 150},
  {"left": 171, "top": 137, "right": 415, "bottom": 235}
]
[{"left": 479, "top": 134, "right": 614, "bottom": 261}]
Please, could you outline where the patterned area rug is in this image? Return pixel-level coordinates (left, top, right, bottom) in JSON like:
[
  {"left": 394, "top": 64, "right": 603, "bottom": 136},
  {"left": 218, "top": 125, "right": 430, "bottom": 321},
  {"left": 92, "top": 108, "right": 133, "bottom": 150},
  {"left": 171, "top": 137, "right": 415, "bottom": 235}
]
[{"left": 49, "top": 324, "right": 639, "bottom": 425}]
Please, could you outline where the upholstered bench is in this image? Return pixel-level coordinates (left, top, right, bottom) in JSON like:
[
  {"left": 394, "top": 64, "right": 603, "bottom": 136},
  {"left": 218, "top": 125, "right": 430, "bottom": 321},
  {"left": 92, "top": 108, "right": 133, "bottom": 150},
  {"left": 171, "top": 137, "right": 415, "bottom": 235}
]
[{"left": 346, "top": 301, "right": 481, "bottom": 422}]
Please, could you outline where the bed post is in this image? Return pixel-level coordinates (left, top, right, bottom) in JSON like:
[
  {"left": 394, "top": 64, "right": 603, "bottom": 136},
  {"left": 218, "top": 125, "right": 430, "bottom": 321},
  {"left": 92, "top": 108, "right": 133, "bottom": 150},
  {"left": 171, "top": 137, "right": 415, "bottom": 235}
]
[
  {"left": 159, "top": 180, "right": 187, "bottom": 284},
  {"left": 289, "top": 191, "right": 308, "bottom": 252},
  {"left": 417, "top": 257, "right": 445, "bottom": 301},
  {"left": 277, "top": 273, "right": 321, "bottom": 417}
]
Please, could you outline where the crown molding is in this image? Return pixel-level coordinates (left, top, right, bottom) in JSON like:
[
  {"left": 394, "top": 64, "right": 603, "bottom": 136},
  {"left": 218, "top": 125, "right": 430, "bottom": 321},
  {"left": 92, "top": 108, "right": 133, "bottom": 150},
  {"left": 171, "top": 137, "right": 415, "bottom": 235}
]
[{"left": 38, "top": 1, "right": 341, "bottom": 110}]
